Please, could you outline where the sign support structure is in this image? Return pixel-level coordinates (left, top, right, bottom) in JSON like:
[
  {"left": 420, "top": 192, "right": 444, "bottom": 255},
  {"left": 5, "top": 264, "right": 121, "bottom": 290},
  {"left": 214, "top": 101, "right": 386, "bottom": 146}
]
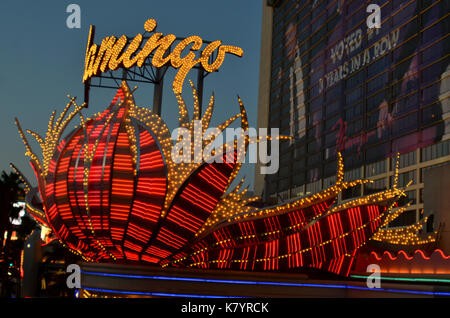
[{"left": 83, "top": 23, "right": 219, "bottom": 116}]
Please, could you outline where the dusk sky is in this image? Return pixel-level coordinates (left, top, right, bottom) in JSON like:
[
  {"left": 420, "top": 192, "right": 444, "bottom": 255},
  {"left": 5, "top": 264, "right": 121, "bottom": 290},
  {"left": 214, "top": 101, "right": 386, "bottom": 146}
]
[{"left": 0, "top": 0, "right": 262, "bottom": 190}]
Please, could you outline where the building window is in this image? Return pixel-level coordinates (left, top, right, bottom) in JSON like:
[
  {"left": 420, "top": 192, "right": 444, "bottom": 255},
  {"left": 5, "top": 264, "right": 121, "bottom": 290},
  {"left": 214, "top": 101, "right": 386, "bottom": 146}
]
[
  {"left": 421, "top": 139, "right": 450, "bottom": 162},
  {"left": 345, "top": 86, "right": 363, "bottom": 106},
  {"left": 346, "top": 70, "right": 364, "bottom": 91},
  {"left": 421, "top": 39, "right": 445, "bottom": 66},
  {"left": 344, "top": 102, "right": 363, "bottom": 121},
  {"left": 323, "top": 175, "right": 336, "bottom": 188},
  {"left": 422, "top": 59, "right": 446, "bottom": 86},
  {"left": 277, "top": 190, "right": 290, "bottom": 202},
  {"left": 367, "top": 71, "right": 388, "bottom": 95},
  {"left": 421, "top": 82, "right": 440, "bottom": 104},
  {"left": 306, "top": 180, "right": 321, "bottom": 194},
  {"left": 421, "top": 10, "right": 446, "bottom": 46},
  {"left": 364, "top": 178, "right": 387, "bottom": 195},
  {"left": 394, "top": 92, "right": 418, "bottom": 116},
  {"left": 291, "top": 185, "right": 305, "bottom": 198},
  {"left": 267, "top": 179, "right": 277, "bottom": 196},
  {"left": 346, "top": 118, "right": 363, "bottom": 137},
  {"left": 323, "top": 160, "right": 337, "bottom": 177},
  {"left": 325, "top": 85, "right": 340, "bottom": 102},
  {"left": 325, "top": 99, "right": 340, "bottom": 117},
  {"left": 367, "top": 55, "right": 389, "bottom": 79},
  {"left": 325, "top": 130, "right": 337, "bottom": 146},
  {"left": 392, "top": 32, "right": 415, "bottom": 61},
  {"left": 324, "top": 114, "right": 339, "bottom": 132},
  {"left": 324, "top": 145, "right": 336, "bottom": 161},
  {"left": 307, "top": 139, "right": 320, "bottom": 153},
  {"left": 397, "top": 190, "right": 416, "bottom": 206},
  {"left": 294, "top": 145, "right": 306, "bottom": 159},
  {"left": 342, "top": 184, "right": 361, "bottom": 200},
  {"left": 391, "top": 170, "right": 416, "bottom": 187},
  {"left": 365, "top": 160, "right": 387, "bottom": 177},
  {"left": 278, "top": 177, "right": 289, "bottom": 192},
  {"left": 421, "top": 103, "right": 443, "bottom": 126},
  {"left": 421, "top": 1, "right": 441, "bottom": 27},
  {"left": 365, "top": 143, "right": 389, "bottom": 163},
  {"left": 391, "top": 112, "right": 418, "bottom": 137},
  {"left": 367, "top": 89, "right": 388, "bottom": 113},
  {"left": 388, "top": 210, "right": 417, "bottom": 227},
  {"left": 391, "top": 150, "right": 417, "bottom": 169},
  {"left": 344, "top": 167, "right": 361, "bottom": 182},
  {"left": 292, "top": 171, "right": 305, "bottom": 187},
  {"left": 343, "top": 153, "right": 363, "bottom": 170},
  {"left": 279, "top": 166, "right": 290, "bottom": 178}
]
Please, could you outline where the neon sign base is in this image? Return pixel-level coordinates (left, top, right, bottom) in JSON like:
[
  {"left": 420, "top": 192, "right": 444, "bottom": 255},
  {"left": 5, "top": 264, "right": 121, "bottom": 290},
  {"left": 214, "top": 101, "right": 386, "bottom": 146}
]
[{"left": 78, "top": 262, "right": 450, "bottom": 298}]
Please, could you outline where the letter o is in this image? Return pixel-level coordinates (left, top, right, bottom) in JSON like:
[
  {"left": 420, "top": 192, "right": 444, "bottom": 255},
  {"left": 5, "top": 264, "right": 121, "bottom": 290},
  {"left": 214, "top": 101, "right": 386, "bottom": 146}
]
[
  {"left": 200, "top": 41, "right": 223, "bottom": 72},
  {"left": 200, "top": 42, "right": 243, "bottom": 73}
]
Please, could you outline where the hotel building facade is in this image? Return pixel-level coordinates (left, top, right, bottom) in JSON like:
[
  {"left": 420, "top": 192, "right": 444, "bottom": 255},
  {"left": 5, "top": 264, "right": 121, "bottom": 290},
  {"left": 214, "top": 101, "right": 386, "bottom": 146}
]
[{"left": 256, "top": 0, "right": 449, "bottom": 230}]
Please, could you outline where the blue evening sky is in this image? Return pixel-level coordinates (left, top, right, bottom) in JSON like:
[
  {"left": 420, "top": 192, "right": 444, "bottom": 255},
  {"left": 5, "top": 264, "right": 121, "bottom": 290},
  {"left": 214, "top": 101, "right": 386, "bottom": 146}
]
[{"left": 0, "top": 0, "right": 262, "bottom": 190}]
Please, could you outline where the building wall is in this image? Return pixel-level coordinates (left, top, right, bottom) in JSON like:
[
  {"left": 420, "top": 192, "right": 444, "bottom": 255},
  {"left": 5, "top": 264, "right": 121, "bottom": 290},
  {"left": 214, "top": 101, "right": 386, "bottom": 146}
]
[
  {"left": 256, "top": 0, "right": 450, "bottom": 226},
  {"left": 424, "top": 163, "right": 450, "bottom": 254},
  {"left": 255, "top": 1, "right": 274, "bottom": 197},
  {"left": 22, "top": 229, "right": 42, "bottom": 297}
]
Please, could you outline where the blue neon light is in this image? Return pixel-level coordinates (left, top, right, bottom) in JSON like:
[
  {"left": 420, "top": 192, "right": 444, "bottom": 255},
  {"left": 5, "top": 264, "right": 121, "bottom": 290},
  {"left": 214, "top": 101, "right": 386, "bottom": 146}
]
[
  {"left": 80, "top": 270, "right": 450, "bottom": 297},
  {"left": 81, "top": 287, "right": 242, "bottom": 298}
]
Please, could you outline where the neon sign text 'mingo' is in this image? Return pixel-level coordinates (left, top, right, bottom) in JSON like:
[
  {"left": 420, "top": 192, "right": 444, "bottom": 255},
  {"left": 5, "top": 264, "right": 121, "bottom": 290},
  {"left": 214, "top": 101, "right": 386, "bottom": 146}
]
[{"left": 83, "top": 18, "right": 244, "bottom": 94}]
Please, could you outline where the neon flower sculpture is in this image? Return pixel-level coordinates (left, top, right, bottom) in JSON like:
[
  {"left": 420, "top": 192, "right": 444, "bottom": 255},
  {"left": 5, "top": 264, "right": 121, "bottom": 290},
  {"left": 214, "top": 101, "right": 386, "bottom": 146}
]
[{"left": 14, "top": 81, "right": 427, "bottom": 276}]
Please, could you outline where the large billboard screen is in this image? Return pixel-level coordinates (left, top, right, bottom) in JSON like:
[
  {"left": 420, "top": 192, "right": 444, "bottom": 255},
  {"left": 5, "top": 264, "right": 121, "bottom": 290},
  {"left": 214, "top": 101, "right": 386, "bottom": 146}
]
[{"left": 268, "top": 0, "right": 448, "bottom": 191}]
